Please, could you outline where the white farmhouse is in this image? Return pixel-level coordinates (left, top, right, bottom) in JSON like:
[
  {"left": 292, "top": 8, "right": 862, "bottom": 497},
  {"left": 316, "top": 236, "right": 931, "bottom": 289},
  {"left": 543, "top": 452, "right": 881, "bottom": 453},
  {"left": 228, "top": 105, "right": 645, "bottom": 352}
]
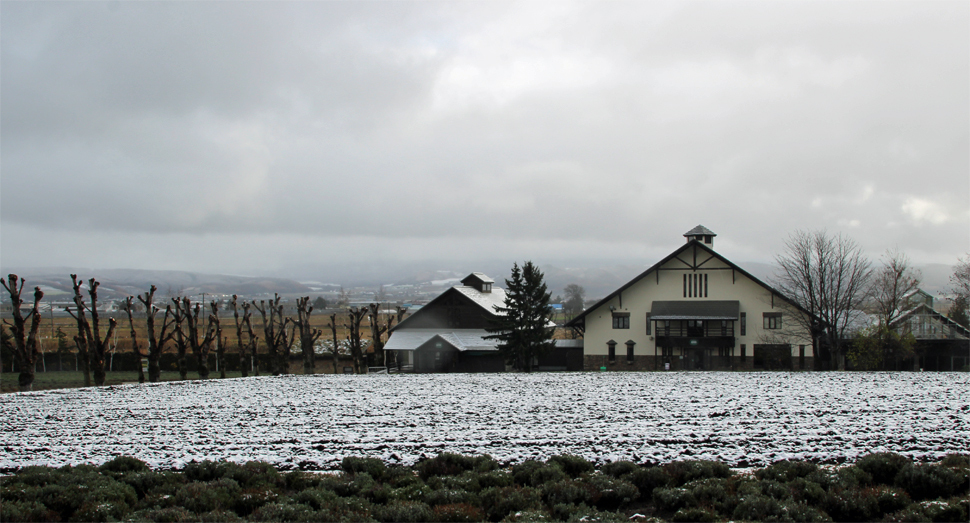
[{"left": 567, "top": 226, "right": 816, "bottom": 371}]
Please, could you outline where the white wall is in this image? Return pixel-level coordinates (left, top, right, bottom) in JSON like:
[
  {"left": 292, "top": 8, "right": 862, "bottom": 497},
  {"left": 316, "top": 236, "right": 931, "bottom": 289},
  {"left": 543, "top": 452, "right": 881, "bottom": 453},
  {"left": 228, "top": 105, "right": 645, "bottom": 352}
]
[{"left": 583, "top": 244, "right": 812, "bottom": 357}]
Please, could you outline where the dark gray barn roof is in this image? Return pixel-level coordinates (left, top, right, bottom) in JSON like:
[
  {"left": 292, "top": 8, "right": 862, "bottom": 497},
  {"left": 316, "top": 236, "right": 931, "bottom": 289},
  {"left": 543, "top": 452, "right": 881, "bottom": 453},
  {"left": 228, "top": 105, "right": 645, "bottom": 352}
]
[{"left": 650, "top": 300, "right": 740, "bottom": 320}]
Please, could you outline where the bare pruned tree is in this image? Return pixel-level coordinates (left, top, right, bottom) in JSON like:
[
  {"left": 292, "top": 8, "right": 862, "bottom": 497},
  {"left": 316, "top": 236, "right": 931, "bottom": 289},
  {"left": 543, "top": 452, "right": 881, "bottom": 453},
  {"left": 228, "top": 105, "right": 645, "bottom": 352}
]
[
  {"left": 367, "top": 303, "right": 389, "bottom": 368},
  {"left": 66, "top": 276, "right": 92, "bottom": 385},
  {"left": 385, "top": 305, "right": 409, "bottom": 369},
  {"left": 772, "top": 230, "right": 873, "bottom": 370},
  {"left": 210, "top": 301, "right": 226, "bottom": 379},
  {"left": 138, "top": 285, "right": 175, "bottom": 383},
  {"left": 2, "top": 274, "right": 44, "bottom": 392},
  {"left": 871, "top": 248, "right": 922, "bottom": 326},
  {"left": 67, "top": 276, "right": 118, "bottom": 386},
  {"left": 122, "top": 296, "right": 146, "bottom": 384},
  {"left": 230, "top": 296, "right": 254, "bottom": 377},
  {"left": 253, "top": 294, "right": 296, "bottom": 375},
  {"left": 346, "top": 307, "right": 369, "bottom": 374},
  {"left": 175, "top": 297, "right": 216, "bottom": 379},
  {"left": 326, "top": 313, "right": 340, "bottom": 374},
  {"left": 242, "top": 301, "right": 259, "bottom": 375},
  {"left": 170, "top": 298, "right": 190, "bottom": 379},
  {"left": 136, "top": 286, "right": 176, "bottom": 383},
  {"left": 295, "top": 297, "right": 322, "bottom": 374}
]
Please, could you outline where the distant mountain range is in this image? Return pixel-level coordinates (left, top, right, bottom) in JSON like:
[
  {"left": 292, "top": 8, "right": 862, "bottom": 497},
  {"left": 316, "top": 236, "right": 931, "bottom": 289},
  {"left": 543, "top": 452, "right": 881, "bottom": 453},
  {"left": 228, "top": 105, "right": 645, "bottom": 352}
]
[
  {"left": 0, "top": 267, "right": 311, "bottom": 302},
  {"left": 1, "top": 260, "right": 957, "bottom": 306}
]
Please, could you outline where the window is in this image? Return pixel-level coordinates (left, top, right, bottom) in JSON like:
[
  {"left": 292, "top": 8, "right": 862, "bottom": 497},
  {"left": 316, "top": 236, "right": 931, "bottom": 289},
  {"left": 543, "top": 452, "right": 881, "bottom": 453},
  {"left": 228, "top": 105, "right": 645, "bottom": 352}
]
[
  {"left": 763, "top": 313, "right": 783, "bottom": 330},
  {"left": 740, "top": 313, "right": 746, "bottom": 336},
  {"left": 626, "top": 341, "right": 635, "bottom": 363},
  {"left": 645, "top": 313, "right": 652, "bottom": 335},
  {"left": 683, "top": 273, "right": 709, "bottom": 298},
  {"left": 607, "top": 341, "right": 617, "bottom": 363},
  {"left": 687, "top": 320, "right": 704, "bottom": 337},
  {"left": 482, "top": 283, "right": 491, "bottom": 292},
  {"left": 612, "top": 312, "right": 630, "bottom": 329},
  {"left": 799, "top": 345, "right": 805, "bottom": 370},
  {"left": 740, "top": 344, "right": 746, "bottom": 362}
]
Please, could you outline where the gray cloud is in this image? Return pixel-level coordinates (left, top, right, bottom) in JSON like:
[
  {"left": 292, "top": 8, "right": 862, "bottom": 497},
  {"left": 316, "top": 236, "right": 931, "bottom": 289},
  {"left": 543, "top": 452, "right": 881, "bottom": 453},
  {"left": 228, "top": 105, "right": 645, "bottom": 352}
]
[{"left": 2, "top": 1, "right": 967, "bottom": 277}]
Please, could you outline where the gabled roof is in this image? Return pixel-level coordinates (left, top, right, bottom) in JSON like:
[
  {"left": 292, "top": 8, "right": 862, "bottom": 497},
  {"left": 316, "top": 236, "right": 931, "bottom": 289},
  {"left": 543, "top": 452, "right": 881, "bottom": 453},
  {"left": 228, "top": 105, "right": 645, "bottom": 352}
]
[
  {"left": 384, "top": 329, "right": 500, "bottom": 352},
  {"left": 566, "top": 240, "right": 810, "bottom": 327},
  {"left": 390, "top": 284, "right": 507, "bottom": 332},
  {"left": 462, "top": 272, "right": 494, "bottom": 285},
  {"left": 452, "top": 285, "right": 506, "bottom": 313},
  {"left": 890, "top": 303, "right": 970, "bottom": 339}
]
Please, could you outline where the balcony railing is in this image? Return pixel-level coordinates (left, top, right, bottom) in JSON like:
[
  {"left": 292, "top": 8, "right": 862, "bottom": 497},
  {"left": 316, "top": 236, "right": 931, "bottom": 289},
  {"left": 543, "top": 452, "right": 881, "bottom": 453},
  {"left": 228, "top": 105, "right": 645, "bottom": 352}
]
[{"left": 654, "top": 320, "right": 734, "bottom": 338}]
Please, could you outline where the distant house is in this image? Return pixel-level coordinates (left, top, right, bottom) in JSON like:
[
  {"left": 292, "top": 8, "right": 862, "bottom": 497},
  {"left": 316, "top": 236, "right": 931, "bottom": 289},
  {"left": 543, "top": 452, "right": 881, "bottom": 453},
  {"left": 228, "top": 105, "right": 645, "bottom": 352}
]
[
  {"left": 567, "top": 226, "right": 817, "bottom": 371},
  {"left": 384, "top": 273, "right": 582, "bottom": 373},
  {"left": 890, "top": 296, "right": 970, "bottom": 371}
]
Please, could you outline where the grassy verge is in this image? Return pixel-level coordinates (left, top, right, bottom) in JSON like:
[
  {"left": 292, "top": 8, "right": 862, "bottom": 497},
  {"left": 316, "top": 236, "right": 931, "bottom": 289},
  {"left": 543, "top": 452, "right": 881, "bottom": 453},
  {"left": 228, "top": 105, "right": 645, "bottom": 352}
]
[{"left": 1, "top": 452, "right": 967, "bottom": 522}]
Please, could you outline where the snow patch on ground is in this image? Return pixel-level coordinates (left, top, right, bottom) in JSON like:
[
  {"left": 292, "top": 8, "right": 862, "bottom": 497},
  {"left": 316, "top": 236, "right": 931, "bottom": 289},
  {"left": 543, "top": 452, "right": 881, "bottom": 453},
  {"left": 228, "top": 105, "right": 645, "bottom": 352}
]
[{"left": 1, "top": 372, "right": 967, "bottom": 471}]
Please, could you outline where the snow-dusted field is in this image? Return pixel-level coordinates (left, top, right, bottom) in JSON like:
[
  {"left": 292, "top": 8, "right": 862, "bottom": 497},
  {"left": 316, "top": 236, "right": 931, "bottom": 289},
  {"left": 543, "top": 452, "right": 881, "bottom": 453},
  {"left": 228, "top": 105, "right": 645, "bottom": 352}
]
[{"left": 2, "top": 372, "right": 967, "bottom": 471}]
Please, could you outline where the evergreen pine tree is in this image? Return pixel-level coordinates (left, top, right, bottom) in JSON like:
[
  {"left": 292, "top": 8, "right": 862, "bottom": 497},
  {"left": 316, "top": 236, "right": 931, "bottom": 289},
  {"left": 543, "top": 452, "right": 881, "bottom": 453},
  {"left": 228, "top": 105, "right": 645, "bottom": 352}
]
[{"left": 486, "top": 261, "right": 556, "bottom": 371}]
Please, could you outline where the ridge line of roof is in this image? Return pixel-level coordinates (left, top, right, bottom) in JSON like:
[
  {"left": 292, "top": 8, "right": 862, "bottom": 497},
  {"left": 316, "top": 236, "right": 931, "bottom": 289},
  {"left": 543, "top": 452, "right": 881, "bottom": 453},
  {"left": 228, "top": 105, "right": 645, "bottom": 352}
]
[
  {"left": 389, "top": 284, "right": 505, "bottom": 332},
  {"left": 566, "top": 241, "right": 811, "bottom": 327}
]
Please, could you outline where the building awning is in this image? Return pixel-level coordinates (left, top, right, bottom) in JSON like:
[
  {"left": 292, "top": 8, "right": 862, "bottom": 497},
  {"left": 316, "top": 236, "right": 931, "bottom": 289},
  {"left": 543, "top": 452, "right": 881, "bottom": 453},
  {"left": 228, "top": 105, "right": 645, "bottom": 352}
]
[{"left": 650, "top": 301, "right": 740, "bottom": 321}]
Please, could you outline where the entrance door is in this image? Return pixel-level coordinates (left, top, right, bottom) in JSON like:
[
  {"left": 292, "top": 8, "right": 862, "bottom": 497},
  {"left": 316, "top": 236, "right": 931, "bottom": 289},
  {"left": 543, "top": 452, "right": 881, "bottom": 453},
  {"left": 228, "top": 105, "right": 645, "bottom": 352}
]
[{"left": 685, "top": 348, "right": 706, "bottom": 370}]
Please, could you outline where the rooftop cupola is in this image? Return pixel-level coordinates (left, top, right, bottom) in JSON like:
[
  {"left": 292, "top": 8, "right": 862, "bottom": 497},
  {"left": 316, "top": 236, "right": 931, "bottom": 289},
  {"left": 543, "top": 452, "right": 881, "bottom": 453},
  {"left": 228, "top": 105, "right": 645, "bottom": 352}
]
[
  {"left": 684, "top": 225, "right": 716, "bottom": 247},
  {"left": 461, "top": 272, "right": 494, "bottom": 293}
]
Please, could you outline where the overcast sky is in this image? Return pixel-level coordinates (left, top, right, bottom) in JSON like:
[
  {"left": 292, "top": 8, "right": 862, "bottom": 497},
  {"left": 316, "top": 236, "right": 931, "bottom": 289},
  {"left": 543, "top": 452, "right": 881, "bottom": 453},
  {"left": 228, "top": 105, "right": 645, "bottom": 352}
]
[{"left": 2, "top": 1, "right": 967, "bottom": 279}]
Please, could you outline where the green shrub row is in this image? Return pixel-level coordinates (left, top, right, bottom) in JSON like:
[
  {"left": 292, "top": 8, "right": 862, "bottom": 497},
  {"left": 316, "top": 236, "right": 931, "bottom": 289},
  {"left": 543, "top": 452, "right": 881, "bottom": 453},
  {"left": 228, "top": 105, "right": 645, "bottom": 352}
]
[{"left": 0, "top": 452, "right": 966, "bottom": 522}]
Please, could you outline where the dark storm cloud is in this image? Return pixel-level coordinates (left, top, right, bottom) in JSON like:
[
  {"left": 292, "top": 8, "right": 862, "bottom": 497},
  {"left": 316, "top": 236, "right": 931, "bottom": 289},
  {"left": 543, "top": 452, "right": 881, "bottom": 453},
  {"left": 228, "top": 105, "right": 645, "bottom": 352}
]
[{"left": 1, "top": 1, "right": 967, "bottom": 274}]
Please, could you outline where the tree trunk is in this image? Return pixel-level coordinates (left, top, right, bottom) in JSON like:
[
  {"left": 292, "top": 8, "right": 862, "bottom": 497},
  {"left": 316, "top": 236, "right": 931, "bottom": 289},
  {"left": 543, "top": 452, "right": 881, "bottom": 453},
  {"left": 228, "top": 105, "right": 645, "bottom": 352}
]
[
  {"left": 123, "top": 297, "right": 145, "bottom": 384},
  {"left": 171, "top": 298, "right": 189, "bottom": 380},
  {"left": 328, "top": 313, "right": 340, "bottom": 374},
  {"left": 138, "top": 287, "right": 174, "bottom": 383},
  {"left": 368, "top": 303, "right": 388, "bottom": 368},
  {"left": 231, "top": 296, "right": 250, "bottom": 378},
  {"left": 346, "top": 307, "right": 369, "bottom": 373},
  {"left": 296, "top": 297, "right": 322, "bottom": 375},
  {"left": 210, "top": 301, "right": 225, "bottom": 379},
  {"left": 2, "top": 275, "right": 44, "bottom": 392}
]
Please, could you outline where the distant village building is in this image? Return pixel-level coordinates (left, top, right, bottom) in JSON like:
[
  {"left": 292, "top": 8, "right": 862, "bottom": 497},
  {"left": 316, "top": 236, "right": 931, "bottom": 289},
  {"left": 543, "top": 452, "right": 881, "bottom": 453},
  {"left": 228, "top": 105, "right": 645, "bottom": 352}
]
[{"left": 567, "top": 226, "right": 816, "bottom": 371}]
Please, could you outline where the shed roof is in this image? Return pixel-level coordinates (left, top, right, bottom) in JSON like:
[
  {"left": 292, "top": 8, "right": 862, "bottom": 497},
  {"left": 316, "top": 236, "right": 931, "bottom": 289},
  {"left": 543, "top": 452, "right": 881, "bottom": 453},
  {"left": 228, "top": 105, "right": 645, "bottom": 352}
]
[
  {"left": 650, "top": 300, "right": 740, "bottom": 320},
  {"left": 384, "top": 329, "right": 500, "bottom": 352},
  {"left": 554, "top": 339, "right": 584, "bottom": 348},
  {"left": 684, "top": 225, "right": 716, "bottom": 237}
]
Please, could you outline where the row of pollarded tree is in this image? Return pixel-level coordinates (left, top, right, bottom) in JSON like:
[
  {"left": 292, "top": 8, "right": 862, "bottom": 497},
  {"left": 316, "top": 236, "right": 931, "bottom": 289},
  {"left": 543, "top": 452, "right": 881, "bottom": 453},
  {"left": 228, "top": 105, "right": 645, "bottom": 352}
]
[{"left": 1, "top": 274, "right": 406, "bottom": 392}]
